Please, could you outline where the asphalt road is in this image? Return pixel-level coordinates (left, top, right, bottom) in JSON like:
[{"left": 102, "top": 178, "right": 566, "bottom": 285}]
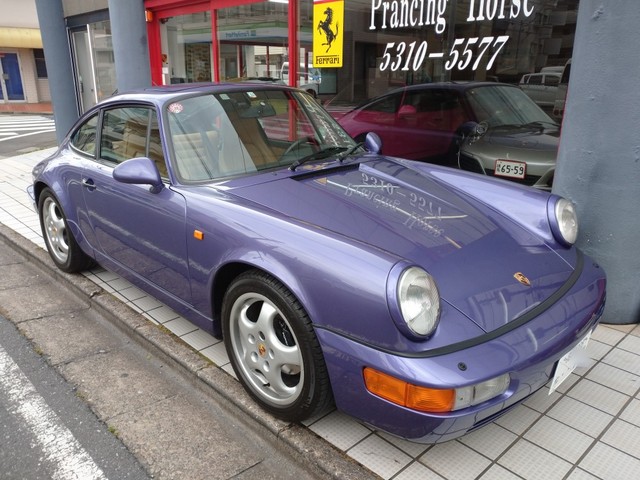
[
  {"left": 0, "top": 114, "right": 58, "bottom": 159},
  {"left": 0, "top": 314, "right": 150, "bottom": 480}
]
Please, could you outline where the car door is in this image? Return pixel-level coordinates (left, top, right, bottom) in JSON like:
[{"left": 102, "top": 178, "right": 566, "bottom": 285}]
[
  {"left": 348, "top": 91, "right": 428, "bottom": 160},
  {"left": 404, "top": 88, "right": 467, "bottom": 162},
  {"left": 81, "top": 104, "right": 192, "bottom": 302}
]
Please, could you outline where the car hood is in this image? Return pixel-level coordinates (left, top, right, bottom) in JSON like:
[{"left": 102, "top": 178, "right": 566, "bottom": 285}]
[
  {"left": 465, "top": 127, "right": 559, "bottom": 162},
  {"left": 228, "top": 158, "right": 573, "bottom": 333}
]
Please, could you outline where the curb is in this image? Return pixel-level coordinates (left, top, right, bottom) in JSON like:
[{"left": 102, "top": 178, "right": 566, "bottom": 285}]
[{"left": 0, "top": 223, "right": 374, "bottom": 479}]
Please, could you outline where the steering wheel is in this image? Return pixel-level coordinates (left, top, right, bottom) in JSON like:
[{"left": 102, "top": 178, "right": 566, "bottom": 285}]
[{"left": 280, "top": 136, "right": 319, "bottom": 161}]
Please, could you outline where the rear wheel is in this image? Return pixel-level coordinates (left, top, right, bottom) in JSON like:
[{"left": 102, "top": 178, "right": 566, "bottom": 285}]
[
  {"left": 38, "top": 188, "right": 94, "bottom": 273},
  {"left": 222, "top": 270, "right": 333, "bottom": 422}
]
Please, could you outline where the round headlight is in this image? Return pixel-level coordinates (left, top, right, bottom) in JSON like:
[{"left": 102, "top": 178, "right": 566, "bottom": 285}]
[
  {"left": 554, "top": 197, "right": 578, "bottom": 245},
  {"left": 397, "top": 267, "right": 441, "bottom": 337}
]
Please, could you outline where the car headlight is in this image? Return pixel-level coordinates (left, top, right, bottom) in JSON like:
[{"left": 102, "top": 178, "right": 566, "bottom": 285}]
[
  {"left": 397, "top": 267, "right": 441, "bottom": 337},
  {"left": 550, "top": 197, "right": 578, "bottom": 246}
]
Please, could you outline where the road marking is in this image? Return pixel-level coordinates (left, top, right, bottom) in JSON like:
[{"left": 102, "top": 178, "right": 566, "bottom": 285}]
[
  {"left": 0, "top": 345, "right": 108, "bottom": 480},
  {"left": 0, "top": 129, "right": 56, "bottom": 142},
  {"left": 0, "top": 116, "right": 55, "bottom": 142}
]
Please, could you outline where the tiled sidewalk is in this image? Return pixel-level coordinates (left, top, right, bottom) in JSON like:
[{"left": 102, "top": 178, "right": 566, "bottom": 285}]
[{"left": 1, "top": 148, "right": 639, "bottom": 480}]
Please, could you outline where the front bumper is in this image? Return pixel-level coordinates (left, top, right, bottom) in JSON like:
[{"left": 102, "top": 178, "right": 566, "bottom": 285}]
[{"left": 316, "top": 255, "right": 606, "bottom": 443}]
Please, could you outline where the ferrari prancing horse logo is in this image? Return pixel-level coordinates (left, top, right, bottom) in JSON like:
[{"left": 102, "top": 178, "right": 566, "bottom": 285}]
[{"left": 514, "top": 272, "right": 531, "bottom": 287}]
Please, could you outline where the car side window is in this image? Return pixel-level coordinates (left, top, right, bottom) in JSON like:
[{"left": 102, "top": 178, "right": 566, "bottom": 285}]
[
  {"left": 403, "top": 90, "right": 465, "bottom": 132},
  {"left": 70, "top": 114, "right": 98, "bottom": 157},
  {"left": 353, "top": 93, "right": 400, "bottom": 126},
  {"left": 362, "top": 94, "right": 400, "bottom": 114},
  {"left": 528, "top": 74, "right": 542, "bottom": 85},
  {"left": 98, "top": 107, "right": 167, "bottom": 177}
]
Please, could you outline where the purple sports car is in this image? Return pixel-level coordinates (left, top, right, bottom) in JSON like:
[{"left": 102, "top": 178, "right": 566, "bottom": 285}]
[{"left": 29, "top": 83, "right": 605, "bottom": 443}]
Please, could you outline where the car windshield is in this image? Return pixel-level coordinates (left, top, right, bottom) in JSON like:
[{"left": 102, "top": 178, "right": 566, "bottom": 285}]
[
  {"left": 166, "top": 89, "right": 356, "bottom": 182},
  {"left": 464, "top": 85, "right": 558, "bottom": 129}
]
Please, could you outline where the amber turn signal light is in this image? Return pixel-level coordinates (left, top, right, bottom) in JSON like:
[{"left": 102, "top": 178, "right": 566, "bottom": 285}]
[{"left": 363, "top": 367, "right": 455, "bottom": 413}]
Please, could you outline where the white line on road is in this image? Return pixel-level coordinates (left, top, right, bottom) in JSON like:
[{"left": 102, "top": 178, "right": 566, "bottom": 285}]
[
  {"left": 0, "top": 126, "right": 55, "bottom": 132},
  {"left": 0, "top": 129, "right": 57, "bottom": 142},
  {"left": 0, "top": 344, "right": 108, "bottom": 480}
]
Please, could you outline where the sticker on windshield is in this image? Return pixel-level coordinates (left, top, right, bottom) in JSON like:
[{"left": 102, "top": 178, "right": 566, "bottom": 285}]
[
  {"left": 247, "top": 91, "right": 257, "bottom": 99},
  {"left": 168, "top": 102, "right": 184, "bottom": 114}
]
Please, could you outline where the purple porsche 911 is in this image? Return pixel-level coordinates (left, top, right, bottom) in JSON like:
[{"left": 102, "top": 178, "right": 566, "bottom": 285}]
[{"left": 29, "top": 83, "right": 605, "bottom": 443}]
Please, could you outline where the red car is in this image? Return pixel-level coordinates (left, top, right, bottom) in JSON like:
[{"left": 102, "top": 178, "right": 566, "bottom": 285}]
[{"left": 337, "top": 82, "right": 559, "bottom": 190}]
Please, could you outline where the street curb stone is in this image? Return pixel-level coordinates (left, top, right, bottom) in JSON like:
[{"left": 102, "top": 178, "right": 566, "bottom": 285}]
[{"left": 0, "top": 223, "right": 374, "bottom": 479}]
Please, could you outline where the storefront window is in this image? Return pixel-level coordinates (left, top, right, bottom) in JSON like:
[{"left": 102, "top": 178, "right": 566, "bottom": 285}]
[
  {"left": 321, "top": 0, "right": 577, "bottom": 106},
  {"left": 216, "top": 3, "right": 289, "bottom": 81},
  {"left": 158, "top": 3, "right": 293, "bottom": 87},
  {"left": 149, "top": 0, "right": 576, "bottom": 114},
  {"left": 161, "top": 11, "right": 212, "bottom": 84}
]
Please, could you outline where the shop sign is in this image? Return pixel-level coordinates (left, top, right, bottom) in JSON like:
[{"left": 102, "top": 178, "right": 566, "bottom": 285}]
[
  {"left": 369, "top": 0, "right": 536, "bottom": 73},
  {"left": 313, "top": 0, "right": 344, "bottom": 67}
]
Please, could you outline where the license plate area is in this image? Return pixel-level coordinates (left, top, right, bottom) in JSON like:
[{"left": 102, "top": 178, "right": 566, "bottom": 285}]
[
  {"left": 549, "top": 330, "right": 592, "bottom": 394},
  {"left": 494, "top": 159, "right": 526, "bottom": 179}
]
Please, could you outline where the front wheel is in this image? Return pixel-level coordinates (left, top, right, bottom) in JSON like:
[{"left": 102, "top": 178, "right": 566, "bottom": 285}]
[
  {"left": 222, "top": 270, "right": 333, "bottom": 422},
  {"left": 38, "top": 188, "right": 94, "bottom": 273}
]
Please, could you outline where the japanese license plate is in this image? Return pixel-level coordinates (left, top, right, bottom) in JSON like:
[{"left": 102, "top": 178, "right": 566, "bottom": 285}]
[
  {"left": 549, "top": 330, "right": 592, "bottom": 394},
  {"left": 494, "top": 159, "right": 526, "bottom": 179}
]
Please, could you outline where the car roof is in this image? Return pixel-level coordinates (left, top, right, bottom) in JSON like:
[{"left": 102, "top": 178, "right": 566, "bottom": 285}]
[
  {"left": 103, "top": 82, "right": 299, "bottom": 105},
  {"left": 393, "top": 81, "right": 516, "bottom": 94}
]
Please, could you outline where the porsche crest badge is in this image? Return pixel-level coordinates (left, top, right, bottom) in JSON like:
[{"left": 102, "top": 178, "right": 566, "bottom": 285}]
[{"left": 514, "top": 272, "right": 531, "bottom": 287}]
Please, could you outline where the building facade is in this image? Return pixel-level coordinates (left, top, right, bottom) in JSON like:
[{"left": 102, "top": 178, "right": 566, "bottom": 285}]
[
  {"left": 59, "top": 0, "right": 578, "bottom": 111},
  {"left": 0, "top": 0, "right": 50, "bottom": 111}
]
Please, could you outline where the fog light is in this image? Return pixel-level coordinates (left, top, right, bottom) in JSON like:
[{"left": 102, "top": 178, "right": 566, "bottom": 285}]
[{"left": 363, "top": 368, "right": 510, "bottom": 413}]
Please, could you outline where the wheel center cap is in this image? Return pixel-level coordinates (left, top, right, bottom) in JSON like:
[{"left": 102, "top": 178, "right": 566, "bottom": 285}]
[{"left": 258, "top": 343, "right": 267, "bottom": 357}]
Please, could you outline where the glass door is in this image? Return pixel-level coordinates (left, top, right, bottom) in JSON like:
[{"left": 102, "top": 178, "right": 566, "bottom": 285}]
[{"left": 71, "top": 29, "right": 98, "bottom": 112}]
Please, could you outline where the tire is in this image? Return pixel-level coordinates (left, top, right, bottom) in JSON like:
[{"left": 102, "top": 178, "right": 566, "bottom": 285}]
[
  {"left": 222, "top": 270, "right": 333, "bottom": 422},
  {"left": 38, "top": 188, "right": 94, "bottom": 273}
]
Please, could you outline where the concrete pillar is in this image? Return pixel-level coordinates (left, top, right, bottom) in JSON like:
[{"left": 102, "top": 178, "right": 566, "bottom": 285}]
[
  {"left": 107, "top": 0, "right": 151, "bottom": 92},
  {"left": 35, "top": 0, "right": 79, "bottom": 144},
  {"left": 553, "top": 2, "right": 640, "bottom": 324}
]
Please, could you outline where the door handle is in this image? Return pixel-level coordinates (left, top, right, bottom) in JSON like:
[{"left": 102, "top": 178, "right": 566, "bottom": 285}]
[{"left": 82, "top": 178, "right": 96, "bottom": 191}]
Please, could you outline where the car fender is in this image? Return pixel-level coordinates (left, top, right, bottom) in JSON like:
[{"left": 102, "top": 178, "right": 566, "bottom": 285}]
[{"left": 32, "top": 160, "right": 96, "bottom": 260}]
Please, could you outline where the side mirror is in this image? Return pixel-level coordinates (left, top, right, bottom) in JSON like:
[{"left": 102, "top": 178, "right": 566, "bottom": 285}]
[
  {"left": 113, "top": 157, "right": 164, "bottom": 194},
  {"left": 398, "top": 104, "right": 417, "bottom": 118},
  {"left": 457, "top": 121, "right": 488, "bottom": 146},
  {"left": 364, "top": 132, "right": 382, "bottom": 154}
]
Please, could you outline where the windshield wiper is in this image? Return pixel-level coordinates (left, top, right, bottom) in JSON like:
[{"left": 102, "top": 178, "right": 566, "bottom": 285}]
[
  {"left": 492, "top": 121, "right": 558, "bottom": 132},
  {"left": 522, "top": 121, "right": 559, "bottom": 130},
  {"left": 289, "top": 146, "right": 347, "bottom": 171},
  {"left": 337, "top": 142, "right": 365, "bottom": 162}
]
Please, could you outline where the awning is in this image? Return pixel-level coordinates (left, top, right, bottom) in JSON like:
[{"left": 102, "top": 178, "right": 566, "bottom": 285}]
[{"left": 0, "top": 27, "right": 42, "bottom": 49}]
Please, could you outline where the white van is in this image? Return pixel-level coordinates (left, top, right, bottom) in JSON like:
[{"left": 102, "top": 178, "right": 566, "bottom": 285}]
[
  {"left": 280, "top": 62, "right": 322, "bottom": 97},
  {"left": 552, "top": 59, "right": 571, "bottom": 120},
  {"left": 519, "top": 71, "right": 561, "bottom": 110}
]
